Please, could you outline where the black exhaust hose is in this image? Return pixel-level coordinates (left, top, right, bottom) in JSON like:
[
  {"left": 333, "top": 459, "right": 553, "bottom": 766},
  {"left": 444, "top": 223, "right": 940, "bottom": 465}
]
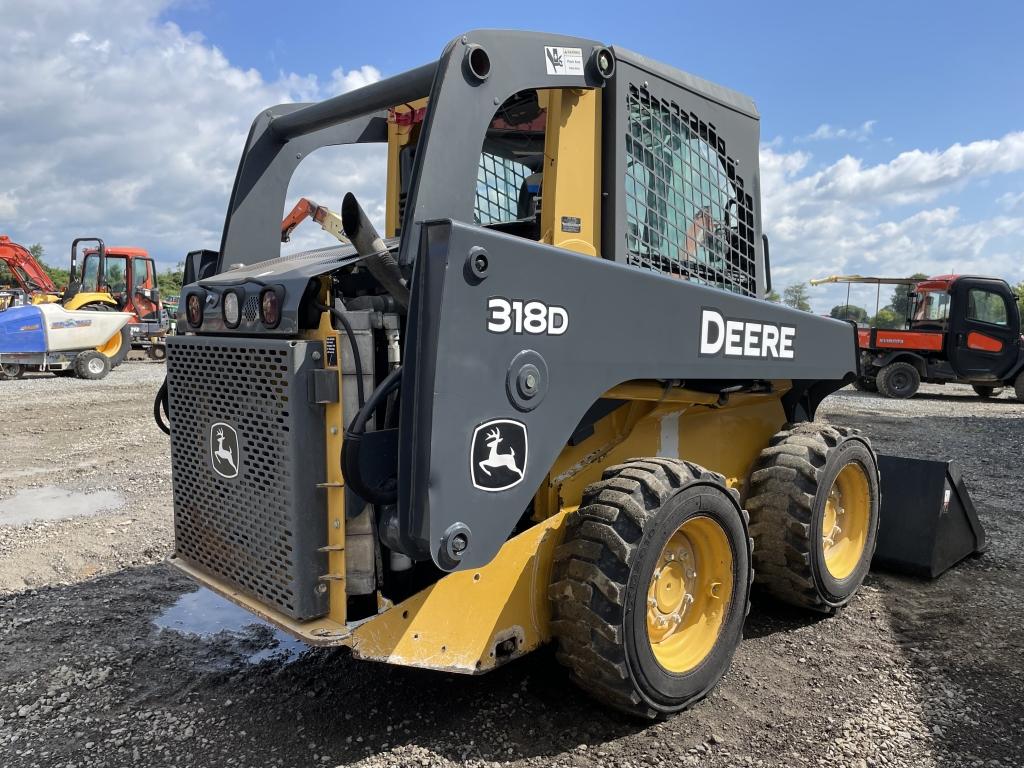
[
  {"left": 340, "top": 192, "right": 409, "bottom": 310},
  {"left": 154, "top": 376, "right": 170, "bottom": 435},
  {"left": 341, "top": 365, "right": 402, "bottom": 505},
  {"left": 314, "top": 301, "right": 366, "bottom": 410}
]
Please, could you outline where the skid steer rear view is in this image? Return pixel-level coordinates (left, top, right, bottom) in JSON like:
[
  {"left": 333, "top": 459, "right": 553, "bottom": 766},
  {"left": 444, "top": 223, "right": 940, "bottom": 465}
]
[{"left": 160, "top": 30, "right": 879, "bottom": 717}]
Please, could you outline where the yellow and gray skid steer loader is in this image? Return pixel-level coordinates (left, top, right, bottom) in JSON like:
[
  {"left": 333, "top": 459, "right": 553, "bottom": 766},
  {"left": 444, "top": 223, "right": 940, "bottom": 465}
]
[{"left": 158, "top": 30, "right": 879, "bottom": 717}]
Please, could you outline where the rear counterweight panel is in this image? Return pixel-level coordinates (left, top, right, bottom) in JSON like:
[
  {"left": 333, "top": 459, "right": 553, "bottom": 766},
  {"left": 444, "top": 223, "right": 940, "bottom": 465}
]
[{"left": 166, "top": 335, "right": 328, "bottom": 621}]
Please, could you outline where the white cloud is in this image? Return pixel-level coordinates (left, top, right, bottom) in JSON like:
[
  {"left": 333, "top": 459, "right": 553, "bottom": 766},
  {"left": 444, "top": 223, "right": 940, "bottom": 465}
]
[
  {"left": 798, "top": 120, "right": 876, "bottom": 143},
  {"left": 997, "top": 190, "right": 1024, "bottom": 211},
  {"left": 761, "top": 132, "right": 1024, "bottom": 311},
  {"left": 0, "top": 0, "right": 383, "bottom": 271}
]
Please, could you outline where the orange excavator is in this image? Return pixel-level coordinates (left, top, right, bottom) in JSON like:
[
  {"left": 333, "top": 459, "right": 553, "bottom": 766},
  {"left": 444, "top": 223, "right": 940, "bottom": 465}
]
[
  {"left": 0, "top": 235, "right": 58, "bottom": 306},
  {"left": 280, "top": 197, "right": 349, "bottom": 244}
]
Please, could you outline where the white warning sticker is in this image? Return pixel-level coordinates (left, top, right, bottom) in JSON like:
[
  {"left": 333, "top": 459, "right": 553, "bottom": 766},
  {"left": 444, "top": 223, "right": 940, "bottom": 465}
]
[{"left": 544, "top": 46, "right": 584, "bottom": 76}]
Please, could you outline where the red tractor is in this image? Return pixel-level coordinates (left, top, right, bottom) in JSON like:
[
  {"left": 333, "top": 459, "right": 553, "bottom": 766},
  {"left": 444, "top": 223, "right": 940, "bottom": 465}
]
[{"left": 813, "top": 274, "right": 1024, "bottom": 400}]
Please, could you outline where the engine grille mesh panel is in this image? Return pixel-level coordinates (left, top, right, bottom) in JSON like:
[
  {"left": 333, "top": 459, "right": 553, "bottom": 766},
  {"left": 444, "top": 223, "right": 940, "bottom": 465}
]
[
  {"left": 625, "top": 83, "right": 757, "bottom": 297},
  {"left": 166, "top": 336, "right": 327, "bottom": 620}
]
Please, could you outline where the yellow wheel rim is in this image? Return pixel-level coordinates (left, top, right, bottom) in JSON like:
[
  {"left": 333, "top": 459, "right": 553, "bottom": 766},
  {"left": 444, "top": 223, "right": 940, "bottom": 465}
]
[
  {"left": 821, "top": 463, "right": 871, "bottom": 580},
  {"left": 96, "top": 330, "right": 122, "bottom": 358},
  {"left": 646, "top": 516, "right": 733, "bottom": 674}
]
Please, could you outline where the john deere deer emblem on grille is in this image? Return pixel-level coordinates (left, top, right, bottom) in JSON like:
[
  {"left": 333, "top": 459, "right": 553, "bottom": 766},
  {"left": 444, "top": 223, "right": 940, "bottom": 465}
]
[
  {"left": 210, "top": 422, "right": 240, "bottom": 479},
  {"left": 470, "top": 419, "right": 528, "bottom": 492}
]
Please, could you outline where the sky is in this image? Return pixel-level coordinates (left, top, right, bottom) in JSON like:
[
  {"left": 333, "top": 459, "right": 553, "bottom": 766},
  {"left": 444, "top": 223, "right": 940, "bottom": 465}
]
[{"left": 1, "top": 0, "right": 1022, "bottom": 312}]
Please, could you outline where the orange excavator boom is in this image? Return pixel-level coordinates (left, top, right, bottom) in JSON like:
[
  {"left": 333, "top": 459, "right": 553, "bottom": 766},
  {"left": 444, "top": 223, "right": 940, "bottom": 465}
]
[
  {"left": 280, "top": 198, "right": 349, "bottom": 245},
  {"left": 0, "top": 235, "right": 58, "bottom": 294}
]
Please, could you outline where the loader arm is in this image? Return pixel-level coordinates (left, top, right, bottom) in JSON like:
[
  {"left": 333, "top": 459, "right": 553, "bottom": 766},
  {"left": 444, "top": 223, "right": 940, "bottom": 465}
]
[{"left": 395, "top": 221, "right": 860, "bottom": 570}]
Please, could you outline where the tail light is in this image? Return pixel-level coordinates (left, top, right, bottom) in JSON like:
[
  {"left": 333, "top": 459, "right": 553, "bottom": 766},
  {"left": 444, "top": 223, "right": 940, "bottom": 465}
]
[
  {"left": 260, "top": 287, "right": 283, "bottom": 328},
  {"left": 186, "top": 292, "right": 204, "bottom": 328},
  {"left": 222, "top": 290, "right": 242, "bottom": 328}
]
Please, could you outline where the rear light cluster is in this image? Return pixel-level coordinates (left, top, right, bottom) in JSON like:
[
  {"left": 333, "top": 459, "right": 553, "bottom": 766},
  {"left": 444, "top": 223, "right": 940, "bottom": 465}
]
[
  {"left": 260, "top": 287, "right": 282, "bottom": 328},
  {"left": 186, "top": 293, "right": 203, "bottom": 328},
  {"left": 222, "top": 290, "right": 242, "bottom": 328},
  {"left": 183, "top": 285, "right": 285, "bottom": 331}
]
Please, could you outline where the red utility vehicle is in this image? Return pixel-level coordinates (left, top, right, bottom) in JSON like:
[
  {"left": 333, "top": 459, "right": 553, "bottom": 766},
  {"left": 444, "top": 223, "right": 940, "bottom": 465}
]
[{"left": 812, "top": 274, "right": 1024, "bottom": 400}]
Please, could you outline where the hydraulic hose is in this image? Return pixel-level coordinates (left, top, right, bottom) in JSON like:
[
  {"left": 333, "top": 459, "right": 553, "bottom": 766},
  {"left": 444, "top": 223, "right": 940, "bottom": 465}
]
[
  {"left": 341, "top": 365, "right": 402, "bottom": 505},
  {"left": 154, "top": 376, "right": 170, "bottom": 435}
]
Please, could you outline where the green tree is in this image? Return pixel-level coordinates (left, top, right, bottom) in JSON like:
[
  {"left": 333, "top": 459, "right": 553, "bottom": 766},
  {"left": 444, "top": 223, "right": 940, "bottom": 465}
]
[
  {"left": 157, "top": 262, "right": 185, "bottom": 298},
  {"left": 829, "top": 304, "right": 868, "bottom": 323},
  {"left": 783, "top": 282, "right": 812, "bottom": 312},
  {"left": 872, "top": 307, "right": 900, "bottom": 329},
  {"left": 27, "top": 243, "right": 70, "bottom": 290},
  {"left": 1014, "top": 280, "right": 1024, "bottom": 319},
  {"left": 765, "top": 289, "right": 781, "bottom": 303},
  {"left": 889, "top": 273, "right": 928, "bottom": 322}
]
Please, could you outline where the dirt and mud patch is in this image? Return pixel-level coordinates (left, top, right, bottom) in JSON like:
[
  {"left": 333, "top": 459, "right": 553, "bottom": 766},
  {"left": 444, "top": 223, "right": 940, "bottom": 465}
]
[{"left": 1, "top": 367, "right": 1022, "bottom": 767}]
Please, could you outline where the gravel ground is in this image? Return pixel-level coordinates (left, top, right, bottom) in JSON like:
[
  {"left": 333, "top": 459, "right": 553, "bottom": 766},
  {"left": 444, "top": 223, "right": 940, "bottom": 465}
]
[{"left": 1, "top": 366, "right": 1022, "bottom": 768}]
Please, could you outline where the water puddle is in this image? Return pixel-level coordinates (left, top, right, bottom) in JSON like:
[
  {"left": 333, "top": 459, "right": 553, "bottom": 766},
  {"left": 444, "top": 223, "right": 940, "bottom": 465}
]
[
  {"left": 154, "top": 588, "right": 307, "bottom": 664},
  {"left": 0, "top": 486, "right": 125, "bottom": 526}
]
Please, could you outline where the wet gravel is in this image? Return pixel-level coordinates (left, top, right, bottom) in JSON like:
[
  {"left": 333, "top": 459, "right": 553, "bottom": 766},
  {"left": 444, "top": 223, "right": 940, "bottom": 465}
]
[{"left": 1, "top": 369, "right": 1022, "bottom": 768}]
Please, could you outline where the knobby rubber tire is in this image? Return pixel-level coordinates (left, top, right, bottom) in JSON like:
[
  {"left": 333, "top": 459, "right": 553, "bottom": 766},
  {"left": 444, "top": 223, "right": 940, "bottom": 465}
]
[
  {"left": 877, "top": 361, "right": 920, "bottom": 399},
  {"left": 549, "top": 458, "right": 752, "bottom": 719},
  {"left": 81, "top": 303, "right": 130, "bottom": 368},
  {"left": 74, "top": 350, "right": 111, "bottom": 380},
  {"left": 972, "top": 385, "right": 1001, "bottom": 398},
  {"left": 1015, "top": 372, "right": 1024, "bottom": 403},
  {"left": 0, "top": 362, "right": 25, "bottom": 380},
  {"left": 851, "top": 377, "right": 877, "bottom": 393},
  {"left": 745, "top": 423, "right": 879, "bottom": 612}
]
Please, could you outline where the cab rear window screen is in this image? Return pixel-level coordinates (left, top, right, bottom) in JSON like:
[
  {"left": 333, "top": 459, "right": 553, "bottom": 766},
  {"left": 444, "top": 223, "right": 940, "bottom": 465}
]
[{"left": 624, "top": 84, "right": 756, "bottom": 296}]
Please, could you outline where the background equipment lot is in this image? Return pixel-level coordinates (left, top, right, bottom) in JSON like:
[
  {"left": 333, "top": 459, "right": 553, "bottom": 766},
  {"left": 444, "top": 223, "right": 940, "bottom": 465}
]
[{"left": 1, "top": 365, "right": 1022, "bottom": 768}]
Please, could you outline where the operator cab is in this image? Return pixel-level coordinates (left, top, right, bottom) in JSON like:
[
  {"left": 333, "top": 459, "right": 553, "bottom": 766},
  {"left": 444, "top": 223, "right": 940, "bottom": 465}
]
[{"left": 80, "top": 246, "right": 161, "bottom": 322}]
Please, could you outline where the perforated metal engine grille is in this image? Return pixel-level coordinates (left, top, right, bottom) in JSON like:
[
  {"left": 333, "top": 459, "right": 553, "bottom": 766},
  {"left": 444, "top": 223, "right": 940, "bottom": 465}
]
[
  {"left": 166, "top": 336, "right": 328, "bottom": 621},
  {"left": 624, "top": 83, "right": 757, "bottom": 297}
]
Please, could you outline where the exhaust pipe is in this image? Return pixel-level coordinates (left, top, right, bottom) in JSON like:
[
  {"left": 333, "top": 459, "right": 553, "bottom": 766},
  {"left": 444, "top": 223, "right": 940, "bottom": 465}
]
[{"left": 341, "top": 193, "right": 409, "bottom": 309}]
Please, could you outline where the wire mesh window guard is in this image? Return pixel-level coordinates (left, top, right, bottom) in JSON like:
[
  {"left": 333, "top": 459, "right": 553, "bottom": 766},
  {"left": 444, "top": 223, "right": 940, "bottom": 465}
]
[
  {"left": 475, "top": 152, "right": 531, "bottom": 225},
  {"left": 625, "top": 84, "right": 757, "bottom": 296}
]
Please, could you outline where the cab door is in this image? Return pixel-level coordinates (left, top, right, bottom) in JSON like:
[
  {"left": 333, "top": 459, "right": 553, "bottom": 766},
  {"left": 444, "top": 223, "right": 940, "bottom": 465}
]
[
  {"left": 948, "top": 278, "right": 1020, "bottom": 380},
  {"left": 129, "top": 257, "right": 161, "bottom": 324}
]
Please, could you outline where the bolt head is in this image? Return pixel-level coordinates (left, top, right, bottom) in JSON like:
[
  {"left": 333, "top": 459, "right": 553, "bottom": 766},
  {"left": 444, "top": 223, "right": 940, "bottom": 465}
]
[{"left": 451, "top": 533, "right": 469, "bottom": 554}]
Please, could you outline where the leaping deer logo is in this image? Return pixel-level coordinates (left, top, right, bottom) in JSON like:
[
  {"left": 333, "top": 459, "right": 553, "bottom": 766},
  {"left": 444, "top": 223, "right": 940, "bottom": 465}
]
[
  {"left": 471, "top": 419, "right": 528, "bottom": 492},
  {"left": 478, "top": 427, "right": 523, "bottom": 479},
  {"left": 210, "top": 422, "right": 239, "bottom": 478}
]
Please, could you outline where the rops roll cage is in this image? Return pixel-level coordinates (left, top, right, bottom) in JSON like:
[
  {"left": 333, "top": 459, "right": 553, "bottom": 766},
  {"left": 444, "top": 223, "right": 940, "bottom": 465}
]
[{"left": 217, "top": 30, "right": 614, "bottom": 274}]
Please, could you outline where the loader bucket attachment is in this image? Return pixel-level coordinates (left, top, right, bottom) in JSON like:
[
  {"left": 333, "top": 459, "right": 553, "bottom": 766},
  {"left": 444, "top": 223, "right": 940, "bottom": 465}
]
[{"left": 873, "top": 455, "right": 987, "bottom": 578}]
